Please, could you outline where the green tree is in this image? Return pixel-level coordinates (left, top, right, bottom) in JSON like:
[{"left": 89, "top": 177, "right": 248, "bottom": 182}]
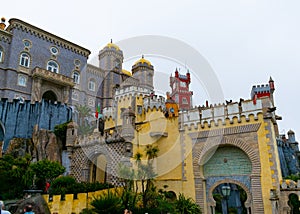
[
  {"left": 49, "top": 176, "right": 76, "bottom": 197},
  {"left": 30, "top": 159, "right": 65, "bottom": 190},
  {"left": 176, "top": 193, "right": 201, "bottom": 214},
  {"left": 90, "top": 190, "right": 124, "bottom": 214},
  {"left": 0, "top": 154, "right": 33, "bottom": 199},
  {"left": 142, "top": 144, "right": 159, "bottom": 208},
  {"left": 75, "top": 104, "right": 95, "bottom": 136}
]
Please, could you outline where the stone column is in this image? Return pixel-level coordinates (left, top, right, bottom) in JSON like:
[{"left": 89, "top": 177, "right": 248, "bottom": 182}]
[
  {"left": 270, "top": 189, "right": 279, "bottom": 214},
  {"left": 31, "top": 77, "right": 42, "bottom": 103},
  {"left": 63, "top": 86, "right": 70, "bottom": 104}
]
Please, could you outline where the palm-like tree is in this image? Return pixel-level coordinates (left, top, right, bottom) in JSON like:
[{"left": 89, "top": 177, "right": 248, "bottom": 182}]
[
  {"left": 142, "top": 145, "right": 159, "bottom": 208},
  {"left": 75, "top": 104, "right": 94, "bottom": 136},
  {"left": 90, "top": 191, "right": 124, "bottom": 214},
  {"left": 176, "top": 193, "right": 202, "bottom": 214}
]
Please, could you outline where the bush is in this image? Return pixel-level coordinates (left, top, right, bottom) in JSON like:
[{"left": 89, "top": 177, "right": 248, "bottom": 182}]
[{"left": 49, "top": 176, "right": 113, "bottom": 196}]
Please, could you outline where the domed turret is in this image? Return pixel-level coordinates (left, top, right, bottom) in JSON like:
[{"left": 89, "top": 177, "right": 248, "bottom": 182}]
[
  {"left": 98, "top": 40, "right": 123, "bottom": 71},
  {"left": 133, "top": 55, "right": 152, "bottom": 67},
  {"left": 98, "top": 40, "right": 124, "bottom": 108},
  {"left": 104, "top": 40, "right": 120, "bottom": 51},
  {"left": 131, "top": 55, "right": 154, "bottom": 90}
]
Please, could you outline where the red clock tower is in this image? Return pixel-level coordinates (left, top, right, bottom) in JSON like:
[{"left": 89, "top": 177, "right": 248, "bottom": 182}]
[{"left": 170, "top": 68, "right": 193, "bottom": 110}]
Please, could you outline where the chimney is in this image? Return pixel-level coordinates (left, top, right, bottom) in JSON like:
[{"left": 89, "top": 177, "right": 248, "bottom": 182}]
[{"left": 0, "top": 17, "right": 6, "bottom": 30}]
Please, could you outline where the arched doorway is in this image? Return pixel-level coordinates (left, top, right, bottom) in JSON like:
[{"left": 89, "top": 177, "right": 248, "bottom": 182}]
[
  {"left": 213, "top": 183, "right": 247, "bottom": 214},
  {"left": 42, "top": 90, "right": 57, "bottom": 102},
  {"left": 203, "top": 145, "right": 253, "bottom": 213},
  {"left": 89, "top": 154, "right": 107, "bottom": 183},
  {"left": 288, "top": 193, "right": 300, "bottom": 214}
]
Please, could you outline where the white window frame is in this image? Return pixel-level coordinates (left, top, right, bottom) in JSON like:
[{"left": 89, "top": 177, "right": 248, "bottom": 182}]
[
  {"left": 88, "top": 79, "right": 95, "bottom": 91},
  {"left": 19, "top": 52, "right": 30, "bottom": 67},
  {"left": 72, "top": 71, "right": 80, "bottom": 84},
  {"left": 18, "top": 75, "right": 27, "bottom": 87},
  {"left": 47, "top": 60, "right": 59, "bottom": 73}
]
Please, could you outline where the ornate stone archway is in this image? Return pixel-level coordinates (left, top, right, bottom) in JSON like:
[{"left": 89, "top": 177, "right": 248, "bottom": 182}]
[
  {"left": 191, "top": 128, "right": 264, "bottom": 214},
  {"left": 209, "top": 179, "right": 252, "bottom": 214}
]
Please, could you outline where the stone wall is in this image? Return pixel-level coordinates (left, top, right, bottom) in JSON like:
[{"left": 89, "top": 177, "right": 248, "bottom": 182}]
[{"left": 0, "top": 99, "right": 71, "bottom": 150}]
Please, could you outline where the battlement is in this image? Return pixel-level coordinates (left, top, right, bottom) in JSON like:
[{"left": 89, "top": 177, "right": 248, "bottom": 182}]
[
  {"left": 44, "top": 188, "right": 121, "bottom": 214},
  {"left": 181, "top": 99, "right": 263, "bottom": 128},
  {"left": 115, "top": 86, "right": 152, "bottom": 99},
  {"left": 103, "top": 106, "right": 116, "bottom": 118},
  {"left": 143, "top": 95, "right": 166, "bottom": 110},
  {"left": 280, "top": 179, "right": 300, "bottom": 190},
  {"left": 251, "top": 84, "right": 271, "bottom": 99}
]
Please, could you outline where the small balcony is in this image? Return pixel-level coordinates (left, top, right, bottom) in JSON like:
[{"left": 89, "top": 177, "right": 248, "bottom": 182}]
[{"left": 32, "top": 67, "right": 75, "bottom": 87}]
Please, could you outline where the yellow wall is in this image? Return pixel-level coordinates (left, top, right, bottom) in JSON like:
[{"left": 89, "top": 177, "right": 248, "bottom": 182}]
[{"left": 44, "top": 188, "right": 121, "bottom": 214}]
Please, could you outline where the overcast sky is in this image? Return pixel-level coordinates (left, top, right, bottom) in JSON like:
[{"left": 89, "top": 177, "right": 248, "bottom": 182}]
[{"left": 2, "top": 0, "right": 300, "bottom": 138}]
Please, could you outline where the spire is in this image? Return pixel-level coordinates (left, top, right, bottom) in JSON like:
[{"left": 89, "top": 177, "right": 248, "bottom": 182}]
[
  {"left": 110, "top": 39, "right": 113, "bottom": 43},
  {"left": 142, "top": 54, "right": 144, "bottom": 59},
  {"left": 269, "top": 76, "right": 275, "bottom": 91},
  {"left": 175, "top": 67, "right": 179, "bottom": 78}
]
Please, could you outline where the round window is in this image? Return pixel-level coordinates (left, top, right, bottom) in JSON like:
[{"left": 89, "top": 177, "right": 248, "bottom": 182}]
[
  {"left": 23, "top": 40, "right": 31, "bottom": 47},
  {"left": 74, "top": 59, "right": 81, "bottom": 66},
  {"left": 50, "top": 46, "right": 58, "bottom": 55}
]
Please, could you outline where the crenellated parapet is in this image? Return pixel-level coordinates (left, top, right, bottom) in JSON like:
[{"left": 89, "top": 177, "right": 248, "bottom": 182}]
[
  {"left": 143, "top": 95, "right": 166, "bottom": 110},
  {"left": 102, "top": 106, "right": 116, "bottom": 119},
  {"left": 251, "top": 84, "right": 271, "bottom": 100},
  {"left": 181, "top": 99, "right": 263, "bottom": 128},
  {"left": 114, "top": 86, "right": 152, "bottom": 100},
  {"left": 280, "top": 179, "right": 300, "bottom": 190}
]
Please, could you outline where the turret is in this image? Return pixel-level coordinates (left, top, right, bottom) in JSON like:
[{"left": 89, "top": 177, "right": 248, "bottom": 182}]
[
  {"left": 66, "top": 121, "right": 78, "bottom": 157},
  {"left": 169, "top": 68, "right": 193, "bottom": 110},
  {"left": 287, "top": 129, "right": 299, "bottom": 152},
  {"left": 98, "top": 40, "right": 124, "bottom": 108},
  {"left": 121, "top": 107, "right": 135, "bottom": 141},
  {"left": 288, "top": 129, "right": 296, "bottom": 142},
  {"left": 187, "top": 70, "right": 191, "bottom": 83},
  {"left": 269, "top": 76, "right": 275, "bottom": 92},
  {"left": 131, "top": 55, "right": 154, "bottom": 90},
  {"left": 175, "top": 68, "right": 179, "bottom": 78},
  {"left": 164, "top": 92, "right": 179, "bottom": 118},
  {"left": 269, "top": 76, "right": 275, "bottom": 105},
  {"left": 121, "top": 107, "right": 135, "bottom": 157},
  {"left": 251, "top": 77, "right": 275, "bottom": 106}
]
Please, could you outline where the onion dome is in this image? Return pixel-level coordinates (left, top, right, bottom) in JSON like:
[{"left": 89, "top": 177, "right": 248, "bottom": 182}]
[
  {"left": 133, "top": 55, "right": 152, "bottom": 67},
  {"left": 122, "top": 69, "right": 132, "bottom": 76},
  {"left": 104, "top": 40, "right": 120, "bottom": 51}
]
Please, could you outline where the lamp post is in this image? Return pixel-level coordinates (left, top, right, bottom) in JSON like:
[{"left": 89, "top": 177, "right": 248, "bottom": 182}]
[{"left": 222, "top": 184, "right": 231, "bottom": 214}]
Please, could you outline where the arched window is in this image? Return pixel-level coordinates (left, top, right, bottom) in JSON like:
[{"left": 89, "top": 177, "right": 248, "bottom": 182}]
[
  {"left": 18, "top": 75, "right": 27, "bottom": 86},
  {"left": 0, "top": 46, "right": 3, "bottom": 63},
  {"left": 47, "top": 60, "right": 59, "bottom": 73},
  {"left": 19, "top": 52, "right": 30, "bottom": 67},
  {"left": 72, "top": 71, "right": 80, "bottom": 84},
  {"left": 88, "top": 79, "right": 95, "bottom": 91}
]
